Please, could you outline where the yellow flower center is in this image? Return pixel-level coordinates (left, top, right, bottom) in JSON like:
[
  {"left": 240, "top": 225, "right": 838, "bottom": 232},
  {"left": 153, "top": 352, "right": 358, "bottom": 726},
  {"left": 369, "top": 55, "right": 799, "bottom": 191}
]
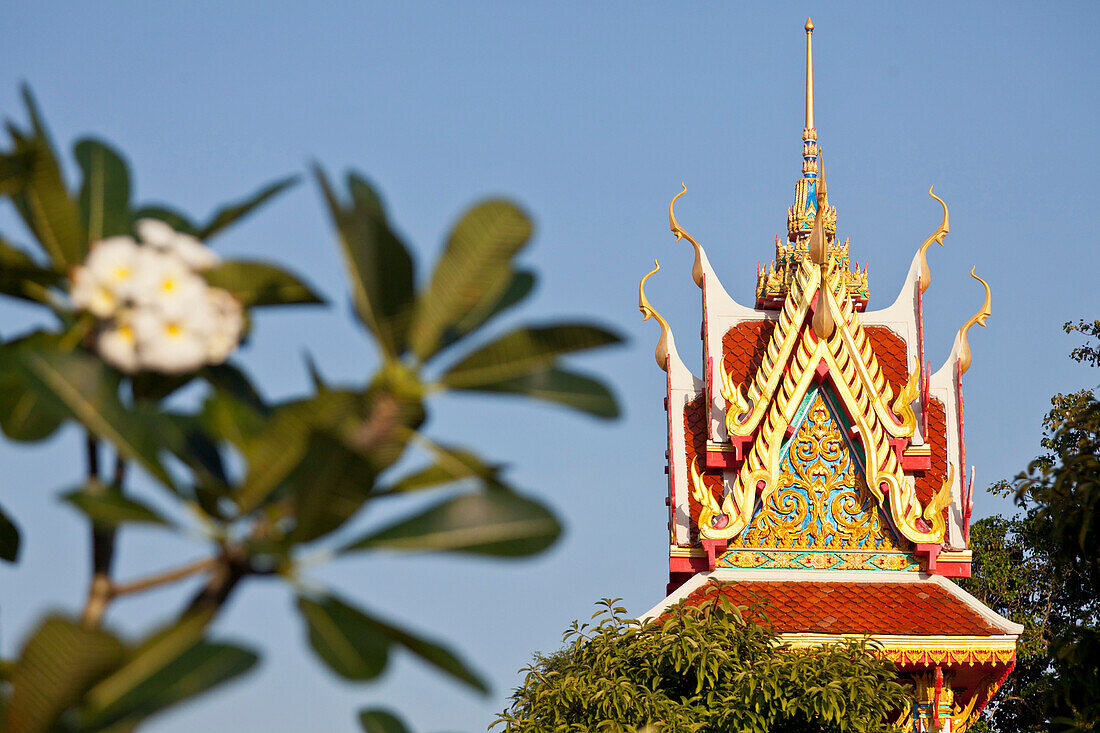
[
  {"left": 161, "top": 277, "right": 176, "bottom": 293},
  {"left": 112, "top": 266, "right": 131, "bottom": 281},
  {"left": 166, "top": 323, "right": 183, "bottom": 337},
  {"left": 118, "top": 325, "right": 134, "bottom": 343}
]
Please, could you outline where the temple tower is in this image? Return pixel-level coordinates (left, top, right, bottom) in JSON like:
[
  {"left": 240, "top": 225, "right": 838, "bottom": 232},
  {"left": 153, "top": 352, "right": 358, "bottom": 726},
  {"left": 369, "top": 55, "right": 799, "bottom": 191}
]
[{"left": 638, "top": 20, "right": 1019, "bottom": 731}]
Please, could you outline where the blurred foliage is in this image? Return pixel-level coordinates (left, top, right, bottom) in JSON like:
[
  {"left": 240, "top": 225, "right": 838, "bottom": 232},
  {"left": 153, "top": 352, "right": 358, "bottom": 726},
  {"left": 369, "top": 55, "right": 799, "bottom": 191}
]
[
  {"left": 494, "top": 594, "right": 910, "bottom": 733},
  {"left": 961, "top": 319, "right": 1100, "bottom": 733},
  {"left": 0, "top": 87, "right": 623, "bottom": 732}
]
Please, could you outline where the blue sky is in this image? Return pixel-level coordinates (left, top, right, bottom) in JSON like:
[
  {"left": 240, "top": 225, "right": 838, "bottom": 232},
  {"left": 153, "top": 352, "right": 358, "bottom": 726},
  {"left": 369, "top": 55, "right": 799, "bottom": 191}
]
[{"left": 1, "top": 2, "right": 1098, "bottom": 731}]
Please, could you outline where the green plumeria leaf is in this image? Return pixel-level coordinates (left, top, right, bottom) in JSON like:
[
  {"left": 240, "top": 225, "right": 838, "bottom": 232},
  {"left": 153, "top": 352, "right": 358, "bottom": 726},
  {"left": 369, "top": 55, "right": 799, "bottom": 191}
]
[
  {"left": 409, "top": 199, "right": 533, "bottom": 361},
  {"left": 342, "top": 490, "right": 560, "bottom": 557},
  {"left": 296, "top": 595, "right": 390, "bottom": 681},
  {"left": 203, "top": 260, "right": 324, "bottom": 307},
  {"left": 359, "top": 709, "right": 412, "bottom": 733},
  {"left": 0, "top": 502, "right": 20, "bottom": 562},
  {"left": 0, "top": 148, "right": 35, "bottom": 195},
  {"left": 296, "top": 594, "right": 488, "bottom": 693},
  {"left": 438, "top": 268, "right": 536, "bottom": 351},
  {"left": 200, "top": 362, "right": 268, "bottom": 415},
  {"left": 82, "top": 615, "right": 257, "bottom": 730},
  {"left": 197, "top": 175, "right": 298, "bottom": 240},
  {"left": 313, "top": 167, "right": 415, "bottom": 359},
  {"left": 0, "top": 336, "right": 68, "bottom": 442},
  {"left": 288, "top": 431, "right": 377, "bottom": 543},
  {"left": 3, "top": 344, "right": 174, "bottom": 487},
  {"left": 62, "top": 481, "right": 170, "bottom": 527},
  {"left": 6, "top": 86, "right": 88, "bottom": 268},
  {"left": 132, "top": 205, "right": 198, "bottom": 237},
  {"left": 6, "top": 616, "right": 126, "bottom": 733},
  {"left": 74, "top": 138, "right": 132, "bottom": 241},
  {"left": 0, "top": 236, "right": 62, "bottom": 305},
  {"left": 439, "top": 323, "right": 622, "bottom": 389},
  {"left": 451, "top": 365, "right": 620, "bottom": 419},
  {"left": 378, "top": 442, "right": 504, "bottom": 496}
]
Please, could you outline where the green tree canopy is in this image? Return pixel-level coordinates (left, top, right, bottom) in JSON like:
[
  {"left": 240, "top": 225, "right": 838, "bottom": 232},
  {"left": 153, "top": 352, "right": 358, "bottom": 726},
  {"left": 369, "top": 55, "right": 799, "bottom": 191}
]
[
  {"left": 494, "top": 594, "right": 910, "bottom": 733},
  {"left": 961, "top": 319, "right": 1100, "bottom": 733}
]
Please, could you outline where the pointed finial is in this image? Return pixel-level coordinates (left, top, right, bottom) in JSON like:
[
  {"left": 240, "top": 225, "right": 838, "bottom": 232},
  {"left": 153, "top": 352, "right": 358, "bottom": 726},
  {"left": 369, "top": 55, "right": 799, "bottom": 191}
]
[{"left": 805, "top": 18, "right": 815, "bottom": 131}]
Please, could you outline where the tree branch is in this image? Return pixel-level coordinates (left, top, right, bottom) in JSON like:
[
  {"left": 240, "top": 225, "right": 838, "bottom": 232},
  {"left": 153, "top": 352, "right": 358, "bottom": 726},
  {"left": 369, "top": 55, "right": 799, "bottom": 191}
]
[
  {"left": 81, "top": 446, "right": 127, "bottom": 627},
  {"left": 111, "top": 556, "right": 219, "bottom": 597}
]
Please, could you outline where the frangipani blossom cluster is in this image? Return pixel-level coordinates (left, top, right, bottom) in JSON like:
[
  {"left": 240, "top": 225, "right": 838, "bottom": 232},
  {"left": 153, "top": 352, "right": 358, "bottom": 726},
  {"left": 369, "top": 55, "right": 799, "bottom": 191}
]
[{"left": 70, "top": 219, "right": 244, "bottom": 375}]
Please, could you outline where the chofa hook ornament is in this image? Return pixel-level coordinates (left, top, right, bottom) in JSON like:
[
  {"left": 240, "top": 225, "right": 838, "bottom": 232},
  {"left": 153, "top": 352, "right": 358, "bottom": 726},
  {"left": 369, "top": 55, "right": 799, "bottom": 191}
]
[
  {"left": 668, "top": 184, "right": 706, "bottom": 289},
  {"left": 639, "top": 260, "right": 672, "bottom": 372},
  {"left": 957, "top": 268, "right": 991, "bottom": 375},
  {"left": 917, "top": 186, "right": 950, "bottom": 294}
]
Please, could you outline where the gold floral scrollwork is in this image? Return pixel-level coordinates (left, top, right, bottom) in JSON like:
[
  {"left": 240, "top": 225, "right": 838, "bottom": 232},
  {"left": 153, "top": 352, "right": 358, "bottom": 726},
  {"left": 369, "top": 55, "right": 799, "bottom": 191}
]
[
  {"left": 890, "top": 358, "right": 921, "bottom": 435},
  {"left": 732, "top": 392, "right": 904, "bottom": 551}
]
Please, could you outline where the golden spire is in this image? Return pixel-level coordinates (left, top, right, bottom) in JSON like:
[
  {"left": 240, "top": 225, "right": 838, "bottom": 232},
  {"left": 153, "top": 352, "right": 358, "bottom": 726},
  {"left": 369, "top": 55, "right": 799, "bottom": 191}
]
[{"left": 805, "top": 18, "right": 815, "bottom": 132}]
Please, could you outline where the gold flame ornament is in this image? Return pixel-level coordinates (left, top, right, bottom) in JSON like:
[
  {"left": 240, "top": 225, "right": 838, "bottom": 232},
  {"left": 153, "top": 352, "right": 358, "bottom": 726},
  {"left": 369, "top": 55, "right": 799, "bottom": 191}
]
[
  {"left": 917, "top": 186, "right": 950, "bottom": 294},
  {"left": 668, "top": 184, "right": 706, "bottom": 289},
  {"left": 638, "top": 260, "right": 672, "bottom": 371},
  {"left": 957, "top": 268, "right": 991, "bottom": 375}
]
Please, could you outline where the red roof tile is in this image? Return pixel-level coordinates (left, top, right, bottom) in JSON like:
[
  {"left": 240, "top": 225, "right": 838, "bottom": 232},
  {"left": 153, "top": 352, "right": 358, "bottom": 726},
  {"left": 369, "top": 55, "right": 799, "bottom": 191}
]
[
  {"left": 685, "top": 579, "right": 1003, "bottom": 636},
  {"left": 722, "top": 320, "right": 775, "bottom": 386},
  {"left": 865, "top": 325, "right": 908, "bottom": 395}
]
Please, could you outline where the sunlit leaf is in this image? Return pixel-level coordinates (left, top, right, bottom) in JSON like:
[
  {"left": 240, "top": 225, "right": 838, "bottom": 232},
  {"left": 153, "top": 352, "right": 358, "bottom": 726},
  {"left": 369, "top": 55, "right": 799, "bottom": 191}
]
[
  {"left": 296, "top": 596, "right": 390, "bottom": 681},
  {"left": 379, "top": 442, "right": 504, "bottom": 496},
  {"left": 200, "top": 362, "right": 268, "bottom": 415},
  {"left": 74, "top": 138, "right": 132, "bottom": 241},
  {"left": 450, "top": 365, "right": 619, "bottom": 419},
  {"left": 6, "top": 86, "right": 88, "bottom": 268},
  {"left": 409, "top": 199, "right": 533, "bottom": 361},
  {"left": 62, "top": 480, "right": 170, "bottom": 527},
  {"left": 0, "top": 235, "right": 63, "bottom": 305},
  {"left": 343, "top": 490, "right": 560, "bottom": 557},
  {"left": 297, "top": 594, "right": 488, "bottom": 693},
  {"left": 313, "top": 167, "right": 415, "bottom": 358},
  {"left": 6, "top": 616, "right": 126, "bottom": 733},
  {"left": 359, "top": 708, "right": 411, "bottom": 733},
  {"left": 197, "top": 175, "right": 298, "bottom": 240},
  {"left": 203, "top": 260, "right": 324, "bottom": 307},
  {"left": 288, "top": 431, "right": 376, "bottom": 542},
  {"left": 438, "top": 268, "right": 536, "bottom": 351},
  {"left": 439, "top": 323, "right": 622, "bottom": 389},
  {"left": 82, "top": 615, "right": 256, "bottom": 730},
  {"left": 0, "top": 336, "right": 68, "bottom": 442},
  {"left": 3, "top": 344, "right": 173, "bottom": 487}
]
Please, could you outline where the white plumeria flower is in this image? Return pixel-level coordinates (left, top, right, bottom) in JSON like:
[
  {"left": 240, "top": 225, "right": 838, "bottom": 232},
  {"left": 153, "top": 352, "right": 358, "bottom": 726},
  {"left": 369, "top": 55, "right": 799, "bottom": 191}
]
[
  {"left": 132, "top": 299, "right": 216, "bottom": 375},
  {"left": 70, "top": 236, "right": 140, "bottom": 317},
  {"left": 131, "top": 248, "right": 209, "bottom": 317},
  {"left": 136, "top": 218, "right": 220, "bottom": 272},
  {"left": 204, "top": 288, "right": 245, "bottom": 365},
  {"left": 96, "top": 309, "right": 140, "bottom": 374}
]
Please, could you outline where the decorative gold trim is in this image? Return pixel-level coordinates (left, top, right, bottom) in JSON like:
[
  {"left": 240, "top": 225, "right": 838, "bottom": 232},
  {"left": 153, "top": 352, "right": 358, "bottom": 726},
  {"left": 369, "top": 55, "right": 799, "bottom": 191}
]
[
  {"left": 957, "top": 269, "right": 991, "bottom": 375},
  {"left": 638, "top": 260, "right": 672, "bottom": 372},
  {"left": 668, "top": 184, "right": 705, "bottom": 289},
  {"left": 670, "top": 545, "right": 707, "bottom": 558},
  {"left": 938, "top": 550, "right": 973, "bottom": 563},
  {"left": 779, "top": 632, "right": 1018, "bottom": 652},
  {"left": 917, "top": 186, "right": 950, "bottom": 294}
]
